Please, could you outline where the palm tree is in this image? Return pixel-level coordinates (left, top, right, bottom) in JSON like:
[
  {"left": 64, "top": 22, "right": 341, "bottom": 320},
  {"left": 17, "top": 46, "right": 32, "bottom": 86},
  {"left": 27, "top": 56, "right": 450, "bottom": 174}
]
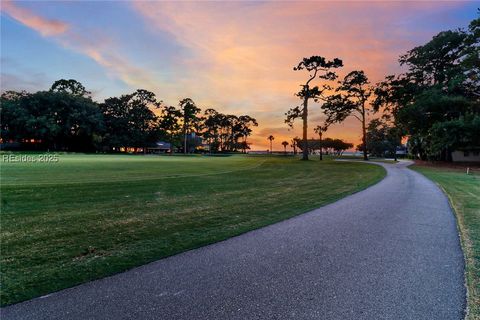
[
  {"left": 281, "top": 141, "right": 289, "bottom": 154},
  {"left": 314, "top": 124, "right": 329, "bottom": 160},
  {"left": 291, "top": 137, "right": 298, "bottom": 155},
  {"left": 267, "top": 135, "right": 275, "bottom": 153}
]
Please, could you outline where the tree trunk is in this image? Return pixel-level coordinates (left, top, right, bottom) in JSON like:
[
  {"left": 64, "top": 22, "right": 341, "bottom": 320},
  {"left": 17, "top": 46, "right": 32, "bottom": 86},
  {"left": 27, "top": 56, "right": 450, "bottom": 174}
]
[
  {"left": 393, "top": 141, "right": 398, "bottom": 161},
  {"left": 394, "top": 131, "right": 400, "bottom": 161},
  {"left": 184, "top": 131, "right": 187, "bottom": 154},
  {"left": 319, "top": 132, "right": 323, "bottom": 161},
  {"left": 361, "top": 104, "right": 368, "bottom": 161},
  {"left": 302, "top": 92, "right": 309, "bottom": 161}
]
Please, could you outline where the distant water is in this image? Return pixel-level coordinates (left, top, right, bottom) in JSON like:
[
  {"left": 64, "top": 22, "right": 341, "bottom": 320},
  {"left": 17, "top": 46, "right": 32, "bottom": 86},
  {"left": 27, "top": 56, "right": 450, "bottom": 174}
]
[
  {"left": 342, "top": 151, "right": 363, "bottom": 156},
  {"left": 248, "top": 150, "right": 364, "bottom": 156}
]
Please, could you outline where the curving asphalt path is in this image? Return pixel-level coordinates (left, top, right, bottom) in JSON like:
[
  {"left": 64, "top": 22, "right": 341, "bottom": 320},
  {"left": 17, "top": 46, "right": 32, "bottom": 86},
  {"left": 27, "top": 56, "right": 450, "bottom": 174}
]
[{"left": 1, "top": 161, "right": 466, "bottom": 320}]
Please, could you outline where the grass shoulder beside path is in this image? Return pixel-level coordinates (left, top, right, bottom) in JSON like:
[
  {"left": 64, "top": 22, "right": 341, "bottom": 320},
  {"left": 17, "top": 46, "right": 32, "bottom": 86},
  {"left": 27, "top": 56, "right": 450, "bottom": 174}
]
[
  {"left": 0, "top": 154, "right": 385, "bottom": 306},
  {"left": 412, "top": 164, "right": 480, "bottom": 320}
]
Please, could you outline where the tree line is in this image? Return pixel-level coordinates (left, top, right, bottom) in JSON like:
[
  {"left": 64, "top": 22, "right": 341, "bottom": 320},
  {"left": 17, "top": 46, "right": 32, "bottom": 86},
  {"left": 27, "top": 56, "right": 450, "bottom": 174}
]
[
  {"left": 1, "top": 80, "right": 258, "bottom": 153},
  {"left": 287, "top": 14, "right": 479, "bottom": 161},
  {"left": 295, "top": 137, "right": 353, "bottom": 157},
  {"left": 2, "top": 15, "right": 478, "bottom": 159}
]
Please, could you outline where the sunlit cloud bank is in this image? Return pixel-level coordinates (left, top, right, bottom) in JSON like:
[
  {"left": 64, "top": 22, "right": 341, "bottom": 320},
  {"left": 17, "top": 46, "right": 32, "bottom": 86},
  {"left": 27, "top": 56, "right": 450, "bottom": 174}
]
[
  {"left": 2, "top": 1, "right": 475, "bottom": 150},
  {"left": 133, "top": 1, "right": 468, "bottom": 150}
]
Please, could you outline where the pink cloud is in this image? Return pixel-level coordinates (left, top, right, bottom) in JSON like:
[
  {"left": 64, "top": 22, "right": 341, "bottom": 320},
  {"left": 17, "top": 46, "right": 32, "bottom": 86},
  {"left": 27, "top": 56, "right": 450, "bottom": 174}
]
[
  {"left": 2, "top": 1, "right": 468, "bottom": 150},
  {"left": 2, "top": 1, "right": 156, "bottom": 90},
  {"left": 1, "top": 0, "right": 68, "bottom": 36},
  {"left": 133, "top": 1, "right": 464, "bottom": 149}
]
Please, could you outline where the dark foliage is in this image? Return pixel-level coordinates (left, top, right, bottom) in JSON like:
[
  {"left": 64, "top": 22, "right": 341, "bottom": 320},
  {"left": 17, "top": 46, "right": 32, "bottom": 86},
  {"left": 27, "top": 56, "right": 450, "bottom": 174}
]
[
  {"left": 1, "top": 80, "right": 258, "bottom": 153},
  {"left": 286, "top": 55, "right": 343, "bottom": 160}
]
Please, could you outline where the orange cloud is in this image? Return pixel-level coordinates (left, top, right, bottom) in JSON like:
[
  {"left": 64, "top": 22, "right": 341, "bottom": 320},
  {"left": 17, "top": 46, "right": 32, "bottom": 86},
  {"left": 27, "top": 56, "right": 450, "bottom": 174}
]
[
  {"left": 1, "top": 0, "right": 68, "bottom": 36},
  {"left": 133, "top": 1, "right": 464, "bottom": 150},
  {"left": 74, "top": 41, "right": 156, "bottom": 90},
  {"left": 2, "top": 1, "right": 467, "bottom": 150}
]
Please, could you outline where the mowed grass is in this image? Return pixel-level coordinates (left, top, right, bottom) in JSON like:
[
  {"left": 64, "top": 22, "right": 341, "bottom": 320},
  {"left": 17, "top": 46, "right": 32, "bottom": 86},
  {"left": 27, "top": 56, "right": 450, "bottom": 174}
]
[
  {"left": 412, "top": 166, "right": 480, "bottom": 320},
  {"left": 1, "top": 154, "right": 385, "bottom": 306}
]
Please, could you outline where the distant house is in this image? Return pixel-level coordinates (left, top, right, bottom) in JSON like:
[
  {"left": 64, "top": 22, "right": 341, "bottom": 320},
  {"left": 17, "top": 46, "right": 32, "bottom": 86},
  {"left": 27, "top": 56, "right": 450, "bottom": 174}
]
[
  {"left": 452, "top": 148, "right": 480, "bottom": 162},
  {"left": 112, "top": 141, "right": 171, "bottom": 154},
  {"left": 146, "top": 141, "right": 171, "bottom": 154},
  {"left": 0, "top": 139, "right": 43, "bottom": 151}
]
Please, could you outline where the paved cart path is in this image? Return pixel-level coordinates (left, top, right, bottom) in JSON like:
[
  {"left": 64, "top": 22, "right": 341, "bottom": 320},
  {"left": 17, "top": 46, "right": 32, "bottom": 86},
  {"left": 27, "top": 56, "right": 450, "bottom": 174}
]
[{"left": 2, "top": 161, "right": 466, "bottom": 320}]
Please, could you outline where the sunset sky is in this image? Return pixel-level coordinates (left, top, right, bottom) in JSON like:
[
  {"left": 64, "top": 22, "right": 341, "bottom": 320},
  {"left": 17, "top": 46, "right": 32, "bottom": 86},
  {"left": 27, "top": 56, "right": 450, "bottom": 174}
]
[{"left": 1, "top": 1, "right": 478, "bottom": 150}]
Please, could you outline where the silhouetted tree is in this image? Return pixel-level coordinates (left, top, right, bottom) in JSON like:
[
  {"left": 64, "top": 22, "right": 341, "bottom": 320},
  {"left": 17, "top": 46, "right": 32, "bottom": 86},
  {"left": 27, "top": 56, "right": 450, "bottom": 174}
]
[
  {"left": 291, "top": 138, "right": 298, "bottom": 155},
  {"left": 179, "top": 98, "right": 201, "bottom": 154},
  {"left": 100, "top": 89, "right": 161, "bottom": 151},
  {"left": 203, "top": 108, "right": 222, "bottom": 152},
  {"left": 159, "top": 105, "right": 182, "bottom": 153},
  {"left": 202, "top": 111, "right": 257, "bottom": 153},
  {"left": 314, "top": 124, "right": 329, "bottom": 160},
  {"left": 375, "top": 15, "right": 480, "bottom": 160},
  {"left": 322, "top": 70, "right": 372, "bottom": 160},
  {"left": 237, "top": 115, "right": 258, "bottom": 153},
  {"left": 219, "top": 114, "right": 237, "bottom": 151},
  {"left": 295, "top": 137, "right": 352, "bottom": 157},
  {"left": 2, "top": 80, "right": 260, "bottom": 154},
  {"left": 1, "top": 90, "right": 30, "bottom": 143},
  {"left": 286, "top": 56, "right": 343, "bottom": 160},
  {"left": 50, "top": 79, "right": 91, "bottom": 97},
  {"left": 329, "top": 139, "right": 353, "bottom": 156},
  {"left": 267, "top": 135, "right": 275, "bottom": 153},
  {"left": 1, "top": 86, "right": 103, "bottom": 151},
  {"left": 364, "top": 118, "right": 402, "bottom": 160},
  {"left": 281, "top": 141, "right": 289, "bottom": 153}
]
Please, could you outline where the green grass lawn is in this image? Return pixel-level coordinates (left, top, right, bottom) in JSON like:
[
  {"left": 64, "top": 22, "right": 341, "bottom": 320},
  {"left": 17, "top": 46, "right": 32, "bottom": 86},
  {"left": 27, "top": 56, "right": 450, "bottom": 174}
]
[
  {"left": 0, "top": 153, "right": 385, "bottom": 306},
  {"left": 412, "top": 165, "right": 480, "bottom": 320}
]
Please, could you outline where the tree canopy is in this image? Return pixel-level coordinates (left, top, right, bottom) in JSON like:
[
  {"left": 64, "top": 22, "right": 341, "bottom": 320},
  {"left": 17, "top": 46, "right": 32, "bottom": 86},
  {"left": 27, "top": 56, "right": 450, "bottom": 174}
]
[
  {"left": 322, "top": 70, "right": 372, "bottom": 160},
  {"left": 295, "top": 137, "right": 353, "bottom": 157},
  {"left": 286, "top": 55, "right": 343, "bottom": 160},
  {"left": 100, "top": 89, "right": 161, "bottom": 150},
  {"left": 50, "top": 79, "right": 91, "bottom": 97},
  {"left": 1, "top": 81, "right": 258, "bottom": 153},
  {"left": 376, "top": 15, "right": 480, "bottom": 160},
  {"left": 1, "top": 89, "right": 103, "bottom": 151}
]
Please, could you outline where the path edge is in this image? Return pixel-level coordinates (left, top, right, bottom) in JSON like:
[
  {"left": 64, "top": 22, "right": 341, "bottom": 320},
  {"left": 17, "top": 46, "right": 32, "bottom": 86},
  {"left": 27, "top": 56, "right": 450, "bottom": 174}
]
[{"left": 408, "top": 164, "right": 469, "bottom": 320}]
